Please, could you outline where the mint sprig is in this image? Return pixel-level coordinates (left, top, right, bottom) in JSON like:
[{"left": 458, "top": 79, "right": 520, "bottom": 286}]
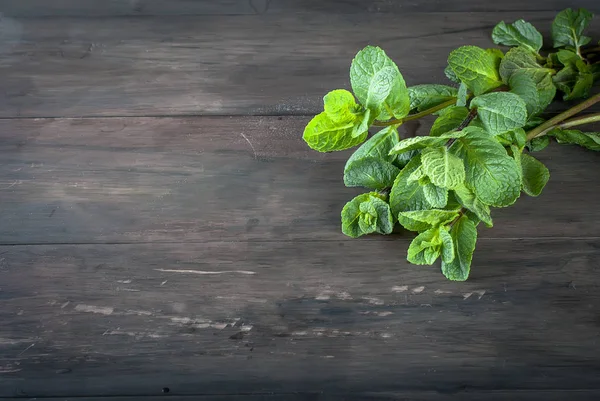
[{"left": 302, "top": 8, "right": 600, "bottom": 281}]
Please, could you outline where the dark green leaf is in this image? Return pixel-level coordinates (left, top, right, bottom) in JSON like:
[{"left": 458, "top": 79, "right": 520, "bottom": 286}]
[
  {"left": 520, "top": 153, "right": 550, "bottom": 196},
  {"left": 470, "top": 92, "right": 528, "bottom": 135},
  {"left": 344, "top": 157, "right": 401, "bottom": 190},
  {"left": 548, "top": 128, "right": 600, "bottom": 151},
  {"left": 527, "top": 136, "right": 550, "bottom": 152},
  {"left": 390, "top": 155, "right": 432, "bottom": 216},
  {"left": 499, "top": 47, "right": 555, "bottom": 84},
  {"left": 552, "top": 8, "right": 593, "bottom": 51},
  {"left": 423, "top": 183, "right": 449, "bottom": 208},
  {"left": 492, "top": 19, "right": 543, "bottom": 54},
  {"left": 430, "top": 106, "right": 470, "bottom": 137}
]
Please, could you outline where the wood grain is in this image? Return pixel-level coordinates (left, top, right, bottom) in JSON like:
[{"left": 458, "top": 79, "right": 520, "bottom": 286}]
[
  {"left": 0, "top": 116, "right": 598, "bottom": 244},
  {"left": 1, "top": 238, "right": 599, "bottom": 398},
  {"left": 0, "top": 11, "right": 598, "bottom": 118}
]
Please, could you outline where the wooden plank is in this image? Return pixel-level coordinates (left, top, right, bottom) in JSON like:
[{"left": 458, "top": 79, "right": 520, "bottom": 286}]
[
  {"left": 0, "top": 117, "right": 598, "bottom": 244},
  {"left": 0, "top": 12, "right": 598, "bottom": 117},
  {"left": 1, "top": 0, "right": 599, "bottom": 17},
  {"left": 0, "top": 238, "right": 599, "bottom": 397}
]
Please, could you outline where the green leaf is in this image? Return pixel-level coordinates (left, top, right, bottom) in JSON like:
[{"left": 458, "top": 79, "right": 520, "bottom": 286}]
[
  {"left": 565, "top": 72, "right": 593, "bottom": 101},
  {"left": 398, "top": 209, "right": 460, "bottom": 232},
  {"left": 407, "top": 228, "right": 443, "bottom": 265},
  {"left": 557, "top": 49, "right": 580, "bottom": 67},
  {"left": 520, "top": 153, "right": 550, "bottom": 197},
  {"left": 439, "top": 228, "right": 455, "bottom": 264},
  {"left": 390, "top": 155, "right": 432, "bottom": 215},
  {"left": 499, "top": 47, "right": 555, "bottom": 84},
  {"left": 323, "top": 89, "right": 359, "bottom": 123},
  {"left": 456, "top": 82, "right": 469, "bottom": 107},
  {"left": 470, "top": 92, "right": 528, "bottom": 135},
  {"left": 423, "top": 183, "right": 448, "bottom": 208},
  {"left": 440, "top": 215, "right": 477, "bottom": 281},
  {"left": 524, "top": 116, "right": 546, "bottom": 130},
  {"left": 496, "top": 128, "right": 527, "bottom": 148},
  {"left": 408, "top": 84, "right": 458, "bottom": 112},
  {"left": 388, "top": 130, "right": 466, "bottom": 154},
  {"left": 509, "top": 72, "right": 540, "bottom": 117},
  {"left": 430, "top": 106, "right": 470, "bottom": 137},
  {"left": 527, "top": 136, "right": 550, "bottom": 152},
  {"left": 341, "top": 193, "right": 394, "bottom": 238},
  {"left": 447, "top": 46, "right": 503, "bottom": 95},
  {"left": 303, "top": 112, "right": 367, "bottom": 152},
  {"left": 420, "top": 146, "right": 466, "bottom": 190},
  {"left": 552, "top": 8, "right": 593, "bottom": 51},
  {"left": 450, "top": 127, "right": 522, "bottom": 207},
  {"left": 492, "top": 19, "right": 543, "bottom": 54},
  {"left": 548, "top": 128, "right": 600, "bottom": 151},
  {"left": 344, "top": 157, "right": 401, "bottom": 190},
  {"left": 350, "top": 46, "right": 410, "bottom": 120},
  {"left": 346, "top": 126, "right": 399, "bottom": 167},
  {"left": 453, "top": 184, "right": 493, "bottom": 227},
  {"left": 444, "top": 64, "right": 460, "bottom": 83}
]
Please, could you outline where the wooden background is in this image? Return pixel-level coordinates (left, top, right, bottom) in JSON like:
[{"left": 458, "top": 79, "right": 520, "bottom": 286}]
[{"left": 1, "top": 1, "right": 600, "bottom": 400}]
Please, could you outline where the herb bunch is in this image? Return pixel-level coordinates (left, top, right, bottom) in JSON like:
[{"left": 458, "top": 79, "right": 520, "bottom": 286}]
[{"left": 302, "top": 8, "right": 600, "bottom": 281}]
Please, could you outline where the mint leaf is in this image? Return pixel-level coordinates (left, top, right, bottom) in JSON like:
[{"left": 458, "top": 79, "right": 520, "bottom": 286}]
[
  {"left": 453, "top": 184, "right": 493, "bottom": 227},
  {"left": 548, "top": 128, "right": 600, "bottom": 151},
  {"left": 441, "top": 215, "right": 477, "bottom": 281},
  {"left": 456, "top": 83, "right": 468, "bottom": 107},
  {"left": 430, "top": 106, "right": 469, "bottom": 137},
  {"left": 447, "top": 46, "right": 503, "bottom": 95},
  {"left": 470, "top": 92, "right": 528, "bottom": 135},
  {"left": 388, "top": 130, "right": 466, "bottom": 155},
  {"left": 509, "top": 72, "right": 542, "bottom": 117},
  {"left": 407, "top": 227, "right": 443, "bottom": 265},
  {"left": 444, "top": 64, "right": 460, "bottom": 83},
  {"left": 344, "top": 157, "right": 401, "bottom": 190},
  {"left": 565, "top": 72, "right": 594, "bottom": 101},
  {"left": 350, "top": 46, "right": 410, "bottom": 120},
  {"left": 527, "top": 136, "right": 550, "bottom": 152},
  {"left": 552, "top": 8, "right": 593, "bottom": 52},
  {"left": 408, "top": 84, "right": 458, "bottom": 112},
  {"left": 557, "top": 49, "right": 580, "bottom": 66},
  {"left": 420, "top": 146, "right": 466, "bottom": 190},
  {"left": 499, "top": 47, "right": 554, "bottom": 84},
  {"left": 497, "top": 128, "right": 527, "bottom": 148},
  {"left": 390, "top": 155, "right": 432, "bottom": 215},
  {"left": 398, "top": 209, "right": 459, "bottom": 232},
  {"left": 439, "top": 228, "right": 455, "bottom": 264},
  {"left": 450, "top": 128, "right": 522, "bottom": 207},
  {"left": 520, "top": 153, "right": 550, "bottom": 197},
  {"left": 303, "top": 112, "right": 367, "bottom": 152},
  {"left": 346, "top": 126, "right": 399, "bottom": 167},
  {"left": 492, "top": 19, "right": 543, "bottom": 54},
  {"left": 341, "top": 193, "right": 394, "bottom": 238},
  {"left": 323, "top": 89, "right": 359, "bottom": 123},
  {"left": 423, "top": 183, "right": 448, "bottom": 208}
]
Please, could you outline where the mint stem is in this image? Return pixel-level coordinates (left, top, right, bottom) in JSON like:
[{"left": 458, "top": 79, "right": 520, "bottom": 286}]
[
  {"left": 526, "top": 92, "right": 600, "bottom": 140},
  {"left": 557, "top": 113, "right": 600, "bottom": 129},
  {"left": 372, "top": 98, "right": 457, "bottom": 127}
]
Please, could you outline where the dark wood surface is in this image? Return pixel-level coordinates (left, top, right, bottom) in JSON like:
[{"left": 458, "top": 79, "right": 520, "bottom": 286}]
[{"left": 0, "top": 1, "right": 599, "bottom": 400}]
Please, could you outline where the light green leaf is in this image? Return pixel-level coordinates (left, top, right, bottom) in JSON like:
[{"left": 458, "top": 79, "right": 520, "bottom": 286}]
[
  {"left": 520, "top": 153, "right": 550, "bottom": 196},
  {"left": 352, "top": 108, "right": 373, "bottom": 138},
  {"left": 453, "top": 184, "right": 493, "bottom": 227},
  {"left": 423, "top": 183, "right": 448, "bottom": 208},
  {"left": 499, "top": 47, "right": 555, "bottom": 84},
  {"left": 492, "top": 19, "right": 543, "bottom": 54},
  {"left": 303, "top": 112, "right": 367, "bottom": 152},
  {"left": 486, "top": 48, "right": 504, "bottom": 70},
  {"left": 430, "top": 106, "right": 469, "bottom": 137},
  {"left": 421, "top": 146, "right": 466, "bottom": 190},
  {"left": 450, "top": 128, "right": 522, "bottom": 207},
  {"left": 552, "top": 8, "right": 594, "bottom": 51},
  {"left": 350, "top": 46, "right": 410, "bottom": 120},
  {"left": 388, "top": 130, "right": 466, "bottom": 155},
  {"left": 398, "top": 209, "right": 459, "bottom": 232},
  {"left": 470, "top": 92, "right": 528, "bottom": 135},
  {"left": 341, "top": 193, "right": 394, "bottom": 238},
  {"left": 444, "top": 64, "right": 460, "bottom": 83},
  {"left": 408, "top": 84, "right": 458, "bottom": 112},
  {"left": 440, "top": 215, "right": 477, "bottom": 281},
  {"left": 323, "top": 89, "right": 359, "bottom": 123},
  {"left": 407, "top": 228, "right": 442, "bottom": 265},
  {"left": 439, "top": 228, "right": 455, "bottom": 264},
  {"left": 548, "top": 128, "right": 600, "bottom": 151},
  {"left": 407, "top": 165, "right": 425, "bottom": 183},
  {"left": 344, "top": 157, "right": 401, "bottom": 190},
  {"left": 527, "top": 136, "right": 550, "bottom": 152},
  {"left": 456, "top": 83, "right": 468, "bottom": 107},
  {"left": 448, "top": 46, "right": 503, "bottom": 95},
  {"left": 346, "top": 126, "right": 399, "bottom": 168},
  {"left": 390, "top": 155, "right": 432, "bottom": 215}
]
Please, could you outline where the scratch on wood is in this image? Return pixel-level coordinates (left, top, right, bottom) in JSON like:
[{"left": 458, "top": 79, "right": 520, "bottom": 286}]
[
  {"left": 363, "top": 296, "right": 384, "bottom": 305},
  {"left": 475, "top": 290, "right": 486, "bottom": 299},
  {"left": 392, "top": 285, "right": 408, "bottom": 292},
  {"left": 0, "top": 180, "right": 21, "bottom": 189},
  {"left": 462, "top": 292, "right": 473, "bottom": 300},
  {"left": 74, "top": 304, "right": 114, "bottom": 315},
  {"left": 117, "top": 279, "right": 132, "bottom": 284},
  {"left": 412, "top": 286, "right": 425, "bottom": 294},
  {"left": 155, "top": 269, "right": 256, "bottom": 275},
  {"left": 17, "top": 343, "right": 35, "bottom": 356},
  {"left": 434, "top": 289, "right": 452, "bottom": 295},
  {"left": 239, "top": 132, "right": 257, "bottom": 159}
]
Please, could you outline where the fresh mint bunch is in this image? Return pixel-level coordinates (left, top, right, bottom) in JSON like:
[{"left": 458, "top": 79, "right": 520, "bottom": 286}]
[{"left": 302, "top": 8, "right": 600, "bottom": 281}]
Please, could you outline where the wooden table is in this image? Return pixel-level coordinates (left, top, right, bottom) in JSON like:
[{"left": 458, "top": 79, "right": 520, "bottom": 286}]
[{"left": 1, "top": 1, "right": 599, "bottom": 400}]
